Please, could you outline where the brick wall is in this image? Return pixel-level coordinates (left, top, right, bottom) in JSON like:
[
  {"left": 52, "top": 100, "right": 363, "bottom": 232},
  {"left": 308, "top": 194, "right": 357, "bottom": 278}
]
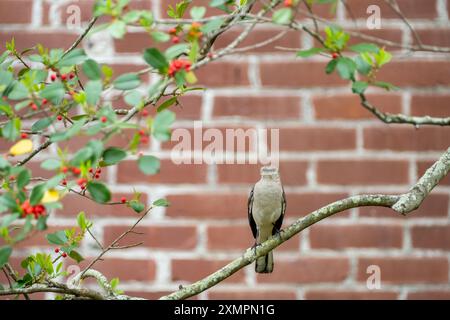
[{"left": 1, "top": 0, "right": 450, "bottom": 300}]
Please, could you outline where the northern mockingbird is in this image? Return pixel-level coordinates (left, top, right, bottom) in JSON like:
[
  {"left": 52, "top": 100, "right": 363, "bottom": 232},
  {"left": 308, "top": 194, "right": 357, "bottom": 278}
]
[{"left": 248, "top": 166, "right": 286, "bottom": 273}]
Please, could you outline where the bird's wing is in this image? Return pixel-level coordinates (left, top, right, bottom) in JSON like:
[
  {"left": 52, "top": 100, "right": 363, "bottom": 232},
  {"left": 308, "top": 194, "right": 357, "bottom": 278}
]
[
  {"left": 272, "top": 187, "right": 286, "bottom": 235},
  {"left": 248, "top": 186, "right": 257, "bottom": 238}
]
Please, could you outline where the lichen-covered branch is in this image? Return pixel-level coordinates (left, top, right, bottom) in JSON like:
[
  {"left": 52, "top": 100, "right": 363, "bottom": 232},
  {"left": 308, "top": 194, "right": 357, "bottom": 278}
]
[{"left": 392, "top": 146, "right": 450, "bottom": 214}]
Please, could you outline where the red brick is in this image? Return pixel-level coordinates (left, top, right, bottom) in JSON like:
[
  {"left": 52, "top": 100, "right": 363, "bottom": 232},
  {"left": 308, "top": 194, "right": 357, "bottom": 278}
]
[
  {"left": 277, "top": 127, "right": 356, "bottom": 151},
  {"left": 117, "top": 160, "right": 208, "bottom": 184},
  {"left": 77, "top": 258, "right": 156, "bottom": 282},
  {"left": 411, "top": 95, "right": 450, "bottom": 118},
  {"left": 207, "top": 225, "right": 299, "bottom": 252},
  {"left": 0, "top": 0, "right": 33, "bottom": 24},
  {"left": 377, "top": 61, "right": 450, "bottom": 87},
  {"left": 305, "top": 290, "right": 398, "bottom": 300},
  {"left": 103, "top": 225, "right": 197, "bottom": 250},
  {"left": 364, "top": 126, "right": 450, "bottom": 151},
  {"left": 417, "top": 161, "right": 450, "bottom": 186},
  {"left": 345, "top": 0, "right": 437, "bottom": 19},
  {"left": 317, "top": 160, "right": 409, "bottom": 185},
  {"left": 359, "top": 193, "right": 449, "bottom": 218},
  {"left": 0, "top": 31, "right": 78, "bottom": 52},
  {"left": 407, "top": 291, "right": 450, "bottom": 300},
  {"left": 55, "top": 193, "right": 147, "bottom": 218},
  {"left": 257, "top": 257, "right": 349, "bottom": 283},
  {"left": 209, "top": 290, "right": 297, "bottom": 300},
  {"left": 195, "top": 61, "right": 250, "bottom": 87},
  {"left": 310, "top": 224, "right": 403, "bottom": 249},
  {"left": 213, "top": 95, "right": 301, "bottom": 120},
  {"left": 412, "top": 226, "right": 450, "bottom": 250},
  {"left": 216, "top": 161, "right": 308, "bottom": 186},
  {"left": 347, "top": 29, "right": 403, "bottom": 51},
  {"left": 115, "top": 32, "right": 161, "bottom": 53},
  {"left": 166, "top": 194, "right": 248, "bottom": 219},
  {"left": 416, "top": 29, "right": 450, "bottom": 47},
  {"left": 260, "top": 61, "right": 347, "bottom": 88},
  {"left": 313, "top": 94, "right": 402, "bottom": 120},
  {"left": 286, "top": 192, "right": 349, "bottom": 219},
  {"left": 357, "top": 257, "right": 448, "bottom": 284},
  {"left": 163, "top": 95, "right": 202, "bottom": 120},
  {"left": 171, "top": 259, "right": 245, "bottom": 283}
]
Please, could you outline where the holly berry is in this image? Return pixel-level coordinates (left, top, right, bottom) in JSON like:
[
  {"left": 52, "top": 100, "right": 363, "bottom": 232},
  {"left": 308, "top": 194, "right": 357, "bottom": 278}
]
[
  {"left": 138, "top": 129, "right": 146, "bottom": 136},
  {"left": 69, "top": 73, "right": 75, "bottom": 80},
  {"left": 171, "top": 36, "right": 180, "bottom": 44},
  {"left": 61, "top": 166, "right": 68, "bottom": 173},
  {"left": 57, "top": 115, "right": 63, "bottom": 121},
  {"left": 55, "top": 248, "right": 60, "bottom": 253},
  {"left": 62, "top": 252, "right": 67, "bottom": 258},
  {"left": 30, "top": 103, "right": 38, "bottom": 111},
  {"left": 61, "top": 74, "right": 67, "bottom": 81},
  {"left": 332, "top": 52, "right": 339, "bottom": 59},
  {"left": 140, "top": 136, "right": 149, "bottom": 144},
  {"left": 72, "top": 167, "right": 81, "bottom": 175},
  {"left": 142, "top": 109, "right": 149, "bottom": 116},
  {"left": 50, "top": 74, "right": 57, "bottom": 81},
  {"left": 42, "top": 98, "right": 48, "bottom": 105},
  {"left": 95, "top": 173, "right": 100, "bottom": 179},
  {"left": 101, "top": 116, "right": 107, "bottom": 123},
  {"left": 77, "top": 178, "right": 87, "bottom": 186},
  {"left": 62, "top": 179, "right": 67, "bottom": 186},
  {"left": 96, "top": 168, "right": 102, "bottom": 174},
  {"left": 21, "top": 133, "right": 28, "bottom": 139},
  {"left": 284, "top": 0, "right": 293, "bottom": 7},
  {"left": 120, "top": 197, "right": 127, "bottom": 204},
  {"left": 169, "top": 27, "right": 177, "bottom": 35}
]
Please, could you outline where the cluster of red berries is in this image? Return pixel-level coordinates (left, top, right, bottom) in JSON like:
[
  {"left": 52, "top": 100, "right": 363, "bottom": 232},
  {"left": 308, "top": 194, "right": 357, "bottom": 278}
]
[
  {"left": 54, "top": 248, "right": 67, "bottom": 258},
  {"left": 138, "top": 129, "right": 149, "bottom": 144},
  {"left": 50, "top": 72, "right": 75, "bottom": 82},
  {"left": 168, "top": 59, "right": 192, "bottom": 77},
  {"left": 21, "top": 200, "right": 46, "bottom": 219},
  {"left": 169, "top": 27, "right": 179, "bottom": 44},
  {"left": 89, "top": 167, "right": 102, "bottom": 179}
]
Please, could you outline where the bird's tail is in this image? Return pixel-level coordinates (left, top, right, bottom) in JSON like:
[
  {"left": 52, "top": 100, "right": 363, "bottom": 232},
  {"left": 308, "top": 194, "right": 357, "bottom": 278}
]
[
  {"left": 255, "top": 250, "right": 274, "bottom": 273},
  {"left": 255, "top": 228, "right": 274, "bottom": 273}
]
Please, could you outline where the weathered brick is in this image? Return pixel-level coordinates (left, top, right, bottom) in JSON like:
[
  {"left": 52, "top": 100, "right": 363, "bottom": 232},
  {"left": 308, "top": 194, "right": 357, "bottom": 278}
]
[{"left": 412, "top": 225, "right": 450, "bottom": 250}]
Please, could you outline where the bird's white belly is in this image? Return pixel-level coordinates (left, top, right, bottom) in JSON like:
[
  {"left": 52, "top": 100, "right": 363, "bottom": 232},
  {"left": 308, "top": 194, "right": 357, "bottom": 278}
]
[{"left": 252, "top": 183, "right": 283, "bottom": 226}]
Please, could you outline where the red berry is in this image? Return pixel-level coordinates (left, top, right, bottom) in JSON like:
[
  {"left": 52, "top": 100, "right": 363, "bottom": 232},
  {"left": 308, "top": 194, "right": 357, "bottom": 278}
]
[
  {"left": 138, "top": 129, "right": 146, "bottom": 136},
  {"left": 62, "top": 179, "right": 67, "bottom": 186},
  {"left": 61, "top": 74, "right": 67, "bottom": 81},
  {"left": 31, "top": 103, "right": 38, "bottom": 111},
  {"left": 173, "top": 59, "right": 183, "bottom": 69},
  {"left": 284, "top": 0, "right": 293, "bottom": 7},
  {"left": 332, "top": 52, "right": 339, "bottom": 59},
  {"left": 77, "top": 178, "right": 85, "bottom": 186},
  {"left": 80, "top": 185, "right": 86, "bottom": 190},
  {"left": 61, "top": 166, "right": 68, "bottom": 173},
  {"left": 62, "top": 252, "right": 67, "bottom": 258},
  {"left": 21, "top": 133, "right": 28, "bottom": 139},
  {"left": 95, "top": 174, "right": 100, "bottom": 179},
  {"left": 72, "top": 167, "right": 81, "bottom": 175},
  {"left": 140, "top": 136, "right": 149, "bottom": 144},
  {"left": 57, "top": 115, "right": 63, "bottom": 121},
  {"left": 9, "top": 176, "right": 15, "bottom": 181},
  {"left": 42, "top": 98, "right": 48, "bottom": 105},
  {"left": 169, "top": 27, "right": 177, "bottom": 35},
  {"left": 69, "top": 73, "right": 75, "bottom": 79},
  {"left": 89, "top": 168, "right": 93, "bottom": 173},
  {"left": 120, "top": 197, "right": 127, "bottom": 204},
  {"left": 50, "top": 74, "right": 57, "bottom": 81},
  {"left": 172, "top": 36, "right": 180, "bottom": 44},
  {"left": 96, "top": 168, "right": 102, "bottom": 174},
  {"left": 142, "top": 109, "right": 149, "bottom": 116},
  {"left": 55, "top": 248, "right": 60, "bottom": 253},
  {"left": 101, "top": 116, "right": 107, "bottom": 123}
]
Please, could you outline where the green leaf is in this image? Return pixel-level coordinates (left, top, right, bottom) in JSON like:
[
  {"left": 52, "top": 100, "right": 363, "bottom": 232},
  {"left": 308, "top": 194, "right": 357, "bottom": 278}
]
[
  {"left": 272, "top": 8, "right": 292, "bottom": 25},
  {"left": 36, "top": 215, "right": 48, "bottom": 231},
  {"left": 144, "top": 48, "right": 169, "bottom": 73},
  {"left": 297, "top": 47, "right": 322, "bottom": 58},
  {"left": 8, "top": 81, "right": 28, "bottom": 100},
  {"left": 102, "top": 147, "right": 127, "bottom": 165},
  {"left": 190, "top": 6, "right": 206, "bottom": 20},
  {"left": 82, "top": 59, "right": 102, "bottom": 80},
  {"left": 31, "top": 116, "right": 54, "bottom": 132},
  {"left": 30, "top": 183, "right": 46, "bottom": 205},
  {"left": 373, "top": 81, "right": 399, "bottom": 91},
  {"left": 349, "top": 43, "right": 379, "bottom": 53},
  {"left": 87, "top": 182, "right": 111, "bottom": 204},
  {"left": 124, "top": 90, "right": 142, "bottom": 107},
  {"left": 153, "top": 198, "right": 170, "bottom": 207},
  {"left": 113, "top": 73, "right": 141, "bottom": 91},
  {"left": 16, "top": 169, "right": 30, "bottom": 189},
  {"left": 152, "top": 110, "right": 175, "bottom": 141},
  {"left": 354, "top": 55, "right": 372, "bottom": 75},
  {"left": 0, "top": 246, "right": 12, "bottom": 268},
  {"left": 85, "top": 80, "right": 102, "bottom": 105},
  {"left": 129, "top": 200, "right": 145, "bottom": 213},
  {"left": 138, "top": 155, "right": 160, "bottom": 175},
  {"left": 57, "top": 49, "right": 87, "bottom": 68},
  {"left": 3, "top": 118, "right": 20, "bottom": 141},
  {"left": 46, "top": 231, "right": 68, "bottom": 246},
  {"left": 41, "top": 159, "right": 61, "bottom": 170},
  {"left": 109, "top": 20, "right": 127, "bottom": 39},
  {"left": 375, "top": 48, "right": 392, "bottom": 67},
  {"left": 77, "top": 211, "right": 88, "bottom": 230},
  {"left": 157, "top": 97, "right": 177, "bottom": 113},
  {"left": 336, "top": 57, "right": 356, "bottom": 80},
  {"left": 46, "top": 174, "right": 64, "bottom": 189},
  {"left": 151, "top": 31, "right": 170, "bottom": 43},
  {"left": 200, "top": 18, "right": 224, "bottom": 34},
  {"left": 68, "top": 250, "right": 84, "bottom": 263},
  {"left": 40, "top": 82, "right": 65, "bottom": 105},
  {"left": 352, "top": 81, "right": 368, "bottom": 94},
  {"left": 325, "top": 59, "right": 338, "bottom": 74},
  {"left": 165, "top": 44, "right": 190, "bottom": 60}
]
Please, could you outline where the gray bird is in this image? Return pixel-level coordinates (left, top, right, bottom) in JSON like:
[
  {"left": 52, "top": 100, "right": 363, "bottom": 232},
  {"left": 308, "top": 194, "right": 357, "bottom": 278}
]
[{"left": 248, "top": 166, "right": 286, "bottom": 273}]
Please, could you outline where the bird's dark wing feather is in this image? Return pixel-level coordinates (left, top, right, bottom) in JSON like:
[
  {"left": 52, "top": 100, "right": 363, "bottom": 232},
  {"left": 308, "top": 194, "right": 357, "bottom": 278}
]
[
  {"left": 248, "top": 186, "right": 257, "bottom": 238},
  {"left": 272, "top": 187, "right": 286, "bottom": 235}
]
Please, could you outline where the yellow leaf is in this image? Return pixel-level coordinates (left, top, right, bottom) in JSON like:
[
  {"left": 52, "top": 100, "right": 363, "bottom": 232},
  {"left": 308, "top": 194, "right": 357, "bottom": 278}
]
[
  {"left": 185, "top": 71, "right": 197, "bottom": 84},
  {"left": 9, "top": 139, "right": 33, "bottom": 156},
  {"left": 41, "top": 189, "right": 60, "bottom": 203}
]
